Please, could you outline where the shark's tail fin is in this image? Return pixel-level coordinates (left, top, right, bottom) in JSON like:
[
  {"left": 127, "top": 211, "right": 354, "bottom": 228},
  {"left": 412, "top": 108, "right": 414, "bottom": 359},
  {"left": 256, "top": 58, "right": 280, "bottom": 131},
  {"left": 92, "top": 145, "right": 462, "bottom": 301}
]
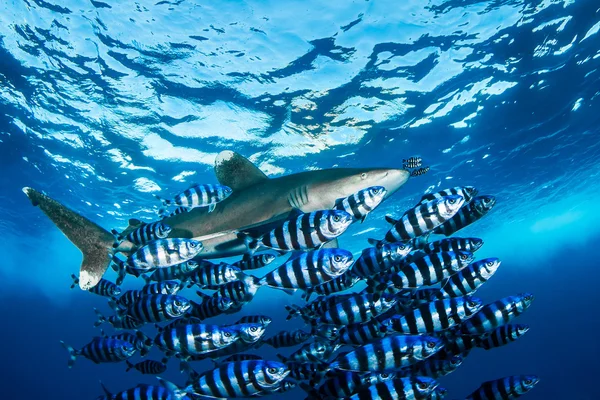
[{"left": 23, "top": 187, "right": 114, "bottom": 290}]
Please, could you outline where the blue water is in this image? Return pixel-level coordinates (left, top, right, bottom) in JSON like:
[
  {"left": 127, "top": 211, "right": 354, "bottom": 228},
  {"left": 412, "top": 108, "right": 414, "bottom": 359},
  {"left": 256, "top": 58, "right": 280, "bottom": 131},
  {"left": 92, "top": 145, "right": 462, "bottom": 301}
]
[{"left": 1, "top": 0, "right": 600, "bottom": 398}]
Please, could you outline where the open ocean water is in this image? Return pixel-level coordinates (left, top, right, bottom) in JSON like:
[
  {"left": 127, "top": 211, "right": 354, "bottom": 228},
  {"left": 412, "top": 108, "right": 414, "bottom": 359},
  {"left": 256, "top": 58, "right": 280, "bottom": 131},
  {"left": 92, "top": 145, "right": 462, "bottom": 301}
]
[{"left": 1, "top": 0, "right": 600, "bottom": 399}]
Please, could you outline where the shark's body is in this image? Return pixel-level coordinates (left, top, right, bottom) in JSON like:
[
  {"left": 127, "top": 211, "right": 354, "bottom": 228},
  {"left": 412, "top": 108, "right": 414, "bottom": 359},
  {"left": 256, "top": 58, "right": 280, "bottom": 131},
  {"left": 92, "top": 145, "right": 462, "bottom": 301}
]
[{"left": 23, "top": 151, "right": 410, "bottom": 290}]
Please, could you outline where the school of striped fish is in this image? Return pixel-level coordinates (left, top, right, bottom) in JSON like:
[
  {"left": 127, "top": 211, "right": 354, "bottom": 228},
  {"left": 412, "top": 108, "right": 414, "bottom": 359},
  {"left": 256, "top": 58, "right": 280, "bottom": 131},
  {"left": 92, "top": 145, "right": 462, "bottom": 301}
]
[{"left": 63, "top": 180, "right": 539, "bottom": 400}]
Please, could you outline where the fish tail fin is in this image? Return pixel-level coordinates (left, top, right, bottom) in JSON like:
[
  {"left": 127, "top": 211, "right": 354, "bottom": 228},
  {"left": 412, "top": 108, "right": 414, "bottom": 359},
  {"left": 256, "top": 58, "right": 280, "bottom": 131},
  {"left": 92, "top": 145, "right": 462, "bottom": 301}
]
[
  {"left": 93, "top": 308, "right": 106, "bottom": 327},
  {"left": 153, "top": 194, "right": 171, "bottom": 207},
  {"left": 125, "top": 360, "right": 134, "bottom": 372},
  {"left": 367, "top": 238, "right": 384, "bottom": 248},
  {"left": 100, "top": 381, "right": 111, "bottom": 397},
  {"left": 70, "top": 274, "right": 79, "bottom": 289},
  {"left": 60, "top": 341, "right": 77, "bottom": 368},
  {"left": 302, "top": 288, "right": 313, "bottom": 301},
  {"left": 23, "top": 187, "right": 114, "bottom": 290},
  {"left": 156, "top": 377, "right": 186, "bottom": 399},
  {"left": 141, "top": 274, "right": 151, "bottom": 284},
  {"left": 285, "top": 305, "right": 300, "bottom": 320},
  {"left": 238, "top": 232, "right": 259, "bottom": 255}
]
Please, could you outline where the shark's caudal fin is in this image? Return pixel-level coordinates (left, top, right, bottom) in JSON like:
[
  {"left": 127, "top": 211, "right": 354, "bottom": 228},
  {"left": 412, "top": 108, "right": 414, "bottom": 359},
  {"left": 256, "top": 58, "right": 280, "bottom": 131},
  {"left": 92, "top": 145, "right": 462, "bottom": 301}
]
[
  {"left": 214, "top": 150, "right": 269, "bottom": 191},
  {"left": 22, "top": 187, "right": 114, "bottom": 290}
]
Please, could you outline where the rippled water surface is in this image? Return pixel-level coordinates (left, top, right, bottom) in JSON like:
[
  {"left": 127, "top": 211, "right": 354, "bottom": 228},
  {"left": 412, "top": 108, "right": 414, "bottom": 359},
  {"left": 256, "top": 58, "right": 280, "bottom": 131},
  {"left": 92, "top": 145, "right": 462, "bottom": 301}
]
[{"left": 1, "top": 0, "right": 600, "bottom": 399}]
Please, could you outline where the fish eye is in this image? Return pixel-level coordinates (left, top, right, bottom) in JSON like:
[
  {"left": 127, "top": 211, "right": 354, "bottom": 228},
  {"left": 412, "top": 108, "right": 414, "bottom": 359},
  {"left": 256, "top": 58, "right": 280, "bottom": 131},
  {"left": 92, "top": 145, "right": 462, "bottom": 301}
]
[
  {"left": 427, "top": 341, "right": 437, "bottom": 349},
  {"left": 486, "top": 261, "right": 494, "bottom": 267},
  {"left": 174, "top": 300, "right": 181, "bottom": 306},
  {"left": 224, "top": 331, "right": 231, "bottom": 337},
  {"left": 267, "top": 367, "right": 277, "bottom": 374},
  {"left": 448, "top": 198, "right": 456, "bottom": 204},
  {"left": 334, "top": 255, "right": 342, "bottom": 262},
  {"left": 418, "top": 382, "right": 428, "bottom": 390},
  {"left": 361, "top": 173, "right": 367, "bottom": 180},
  {"left": 524, "top": 379, "right": 532, "bottom": 385},
  {"left": 333, "top": 215, "right": 340, "bottom": 222},
  {"left": 250, "top": 326, "right": 258, "bottom": 332},
  {"left": 380, "top": 373, "right": 389, "bottom": 378},
  {"left": 460, "top": 254, "right": 467, "bottom": 260},
  {"left": 467, "top": 301, "right": 478, "bottom": 308}
]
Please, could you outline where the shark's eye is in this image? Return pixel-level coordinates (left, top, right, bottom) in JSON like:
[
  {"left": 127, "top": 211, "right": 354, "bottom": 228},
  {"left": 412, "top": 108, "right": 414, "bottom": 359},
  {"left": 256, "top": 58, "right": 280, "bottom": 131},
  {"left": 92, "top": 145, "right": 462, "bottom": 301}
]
[{"left": 361, "top": 173, "right": 367, "bottom": 180}]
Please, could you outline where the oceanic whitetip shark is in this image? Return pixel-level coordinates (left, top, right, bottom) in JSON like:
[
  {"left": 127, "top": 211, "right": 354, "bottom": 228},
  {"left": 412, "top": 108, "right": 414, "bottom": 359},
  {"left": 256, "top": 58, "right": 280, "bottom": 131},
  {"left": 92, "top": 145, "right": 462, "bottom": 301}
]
[{"left": 22, "top": 151, "right": 410, "bottom": 290}]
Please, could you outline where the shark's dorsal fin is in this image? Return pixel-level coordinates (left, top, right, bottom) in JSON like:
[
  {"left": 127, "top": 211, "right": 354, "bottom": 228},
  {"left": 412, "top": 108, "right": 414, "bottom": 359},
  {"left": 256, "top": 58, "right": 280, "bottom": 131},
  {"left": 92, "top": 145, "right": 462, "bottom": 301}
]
[{"left": 215, "top": 151, "right": 269, "bottom": 192}]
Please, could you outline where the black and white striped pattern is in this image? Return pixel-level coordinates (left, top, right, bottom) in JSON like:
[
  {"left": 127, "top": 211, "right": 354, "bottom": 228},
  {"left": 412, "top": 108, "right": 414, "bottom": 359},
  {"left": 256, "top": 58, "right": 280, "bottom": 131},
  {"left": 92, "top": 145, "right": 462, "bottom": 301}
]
[
  {"left": 144, "top": 261, "right": 198, "bottom": 282},
  {"left": 226, "top": 323, "right": 267, "bottom": 344},
  {"left": 439, "top": 258, "right": 501, "bottom": 298},
  {"left": 373, "top": 251, "right": 474, "bottom": 290},
  {"left": 282, "top": 341, "right": 339, "bottom": 363},
  {"left": 348, "top": 376, "right": 439, "bottom": 400},
  {"left": 475, "top": 324, "right": 530, "bottom": 350},
  {"left": 61, "top": 337, "right": 136, "bottom": 368},
  {"left": 184, "top": 360, "right": 289, "bottom": 398},
  {"left": 71, "top": 276, "right": 121, "bottom": 298},
  {"left": 157, "top": 183, "right": 232, "bottom": 211},
  {"left": 465, "top": 375, "right": 539, "bottom": 400},
  {"left": 102, "top": 331, "right": 152, "bottom": 356},
  {"left": 330, "top": 335, "right": 444, "bottom": 372},
  {"left": 232, "top": 253, "right": 277, "bottom": 271},
  {"left": 433, "top": 195, "right": 496, "bottom": 236},
  {"left": 310, "top": 371, "right": 396, "bottom": 399},
  {"left": 285, "top": 362, "right": 328, "bottom": 382},
  {"left": 400, "top": 355, "right": 463, "bottom": 379},
  {"left": 333, "top": 186, "right": 387, "bottom": 223},
  {"left": 410, "top": 166, "right": 430, "bottom": 177},
  {"left": 159, "top": 205, "right": 189, "bottom": 219},
  {"left": 213, "top": 276, "right": 262, "bottom": 307},
  {"left": 97, "top": 383, "right": 180, "bottom": 400},
  {"left": 418, "top": 186, "right": 478, "bottom": 205},
  {"left": 125, "top": 239, "right": 203, "bottom": 271},
  {"left": 436, "top": 332, "right": 477, "bottom": 359},
  {"left": 121, "top": 294, "right": 190, "bottom": 324},
  {"left": 381, "top": 296, "right": 483, "bottom": 334},
  {"left": 116, "top": 290, "right": 143, "bottom": 309},
  {"left": 353, "top": 242, "right": 412, "bottom": 278},
  {"left": 94, "top": 308, "right": 144, "bottom": 330},
  {"left": 262, "top": 329, "right": 310, "bottom": 349},
  {"left": 461, "top": 293, "right": 534, "bottom": 335},
  {"left": 234, "top": 315, "right": 272, "bottom": 327},
  {"left": 422, "top": 237, "right": 484, "bottom": 254},
  {"left": 318, "top": 293, "right": 397, "bottom": 325},
  {"left": 257, "top": 210, "right": 353, "bottom": 252},
  {"left": 125, "top": 359, "right": 168, "bottom": 375},
  {"left": 189, "top": 295, "right": 234, "bottom": 320},
  {"left": 189, "top": 260, "right": 243, "bottom": 289},
  {"left": 154, "top": 323, "right": 240, "bottom": 356},
  {"left": 285, "top": 293, "right": 357, "bottom": 321},
  {"left": 260, "top": 248, "right": 354, "bottom": 290},
  {"left": 383, "top": 195, "right": 465, "bottom": 242},
  {"left": 120, "top": 221, "right": 171, "bottom": 245},
  {"left": 305, "top": 272, "right": 360, "bottom": 300},
  {"left": 403, "top": 157, "right": 422, "bottom": 169},
  {"left": 338, "top": 320, "right": 387, "bottom": 346},
  {"left": 141, "top": 281, "right": 182, "bottom": 295}
]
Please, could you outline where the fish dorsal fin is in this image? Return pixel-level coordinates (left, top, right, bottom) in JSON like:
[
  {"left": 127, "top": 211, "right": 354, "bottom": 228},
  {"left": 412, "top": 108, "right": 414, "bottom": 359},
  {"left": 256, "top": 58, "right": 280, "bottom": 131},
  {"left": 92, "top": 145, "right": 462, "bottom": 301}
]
[{"left": 215, "top": 151, "right": 269, "bottom": 192}]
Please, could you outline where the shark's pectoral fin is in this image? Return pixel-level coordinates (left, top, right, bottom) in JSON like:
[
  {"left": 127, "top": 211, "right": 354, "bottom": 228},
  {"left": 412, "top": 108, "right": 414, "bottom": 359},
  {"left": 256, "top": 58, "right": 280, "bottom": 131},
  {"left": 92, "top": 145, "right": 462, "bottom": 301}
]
[
  {"left": 22, "top": 187, "right": 114, "bottom": 290},
  {"left": 321, "top": 238, "right": 339, "bottom": 249},
  {"left": 214, "top": 151, "right": 269, "bottom": 192}
]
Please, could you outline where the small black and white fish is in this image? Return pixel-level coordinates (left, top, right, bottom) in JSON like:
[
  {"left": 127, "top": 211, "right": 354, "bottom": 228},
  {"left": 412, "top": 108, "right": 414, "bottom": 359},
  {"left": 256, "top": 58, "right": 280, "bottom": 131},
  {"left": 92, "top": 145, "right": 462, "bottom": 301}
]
[
  {"left": 114, "top": 238, "right": 203, "bottom": 274},
  {"left": 96, "top": 381, "right": 184, "bottom": 400},
  {"left": 333, "top": 186, "right": 387, "bottom": 223},
  {"left": 155, "top": 183, "right": 232, "bottom": 212},
  {"left": 403, "top": 157, "right": 422, "bottom": 169},
  {"left": 301, "top": 371, "right": 396, "bottom": 400},
  {"left": 421, "top": 237, "right": 484, "bottom": 254},
  {"left": 347, "top": 376, "right": 439, "bottom": 400},
  {"left": 142, "top": 261, "right": 199, "bottom": 283},
  {"left": 125, "top": 358, "right": 168, "bottom": 375},
  {"left": 433, "top": 195, "right": 496, "bottom": 236},
  {"left": 115, "top": 294, "right": 191, "bottom": 324},
  {"left": 461, "top": 293, "right": 534, "bottom": 335},
  {"left": 338, "top": 320, "right": 387, "bottom": 346},
  {"left": 399, "top": 355, "right": 464, "bottom": 379},
  {"left": 61, "top": 337, "right": 136, "bottom": 368},
  {"left": 410, "top": 166, "right": 430, "bottom": 177},
  {"left": 213, "top": 275, "right": 263, "bottom": 308},
  {"left": 232, "top": 253, "right": 277, "bottom": 271},
  {"left": 418, "top": 186, "right": 478, "bottom": 205},
  {"left": 437, "top": 257, "right": 501, "bottom": 298},
  {"left": 316, "top": 293, "right": 397, "bottom": 326},
  {"left": 141, "top": 281, "right": 183, "bottom": 295},
  {"left": 244, "top": 210, "right": 353, "bottom": 253},
  {"left": 465, "top": 375, "right": 540, "bottom": 400},
  {"left": 260, "top": 329, "right": 311, "bottom": 349},
  {"left": 304, "top": 272, "right": 361, "bottom": 300},
  {"left": 70, "top": 275, "right": 121, "bottom": 298},
  {"left": 278, "top": 341, "right": 340, "bottom": 363},
  {"left": 189, "top": 260, "right": 244, "bottom": 289},
  {"left": 475, "top": 324, "right": 530, "bottom": 350},
  {"left": 112, "top": 221, "right": 171, "bottom": 247},
  {"left": 94, "top": 308, "right": 144, "bottom": 330},
  {"left": 352, "top": 242, "right": 413, "bottom": 278},
  {"left": 100, "top": 330, "right": 153, "bottom": 357},
  {"left": 189, "top": 293, "right": 234, "bottom": 320},
  {"left": 154, "top": 323, "right": 240, "bottom": 356},
  {"left": 159, "top": 206, "right": 189, "bottom": 219}
]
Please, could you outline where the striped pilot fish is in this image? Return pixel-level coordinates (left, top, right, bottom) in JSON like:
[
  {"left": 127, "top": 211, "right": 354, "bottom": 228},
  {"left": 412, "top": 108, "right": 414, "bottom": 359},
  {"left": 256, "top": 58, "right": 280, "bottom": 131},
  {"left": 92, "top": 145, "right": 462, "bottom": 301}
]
[
  {"left": 437, "top": 258, "right": 502, "bottom": 299},
  {"left": 115, "top": 290, "right": 143, "bottom": 309},
  {"left": 213, "top": 275, "right": 263, "bottom": 308},
  {"left": 285, "top": 293, "right": 358, "bottom": 321},
  {"left": 188, "top": 260, "right": 244, "bottom": 289},
  {"left": 418, "top": 186, "right": 478, "bottom": 206},
  {"left": 159, "top": 205, "right": 189, "bottom": 219},
  {"left": 475, "top": 324, "right": 530, "bottom": 350},
  {"left": 232, "top": 253, "right": 277, "bottom": 271},
  {"left": 429, "top": 387, "right": 449, "bottom": 400},
  {"left": 403, "top": 156, "right": 422, "bottom": 169},
  {"left": 278, "top": 341, "right": 341, "bottom": 363},
  {"left": 112, "top": 221, "right": 171, "bottom": 247},
  {"left": 352, "top": 242, "right": 413, "bottom": 279},
  {"left": 461, "top": 293, "right": 534, "bottom": 335},
  {"left": 330, "top": 334, "right": 444, "bottom": 372},
  {"left": 435, "top": 332, "right": 478, "bottom": 359},
  {"left": 188, "top": 327, "right": 268, "bottom": 361},
  {"left": 372, "top": 195, "right": 465, "bottom": 245},
  {"left": 70, "top": 275, "right": 121, "bottom": 298},
  {"left": 410, "top": 166, "right": 430, "bottom": 177},
  {"left": 338, "top": 320, "right": 387, "bottom": 346},
  {"left": 116, "top": 294, "right": 191, "bottom": 324},
  {"left": 304, "top": 272, "right": 361, "bottom": 300},
  {"left": 300, "top": 371, "right": 396, "bottom": 400},
  {"left": 183, "top": 360, "right": 290, "bottom": 398},
  {"left": 315, "top": 293, "right": 398, "bottom": 326},
  {"left": 101, "top": 330, "right": 153, "bottom": 357},
  {"left": 141, "top": 281, "right": 182, "bottom": 295},
  {"left": 155, "top": 183, "right": 232, "bottom": 212},
  {"left": 465, "top": 375, "right": 540, "bottom": 400},
  {"left": 260, "top": 329, "right": 311, "bottom": 349},
  {"left": 380, "top": 296, "right": 484, "bottom": 335},
  {"left": 259, "top": 248, "right": 354, "bottom": 291},
  {"left": 285, "top": 361, "right": 329, "bottom": 383},
  {"left": 348, "top": 376, "right": 439, "bottom": 400},
  {"left": 313, "top": 324, "right": 341, "bottom": 342},
  {"left": 143, "top": 261, "right": 199, "bottom": 283},
  {"left": 116, "top": 238, "right": 203, "bottom": 273},
  {"left": 189, "top": 293, "right": 234, "bottom": 320},
  {"left": 61, "top": 337, "right": 136, "bottom": 368},
  {"left": 94, "top": 308, "right": 144, "bottom": 330},
  {"left": 125, "top": 358, "right": 168, "bottom": 375},
  {"left": 371, "top": 251, "right": 474, "bottom": 291},
  {"left": 433, "top": 195, "right": 496, "bottom": 236},
  {"left": 154, "top": 323, "right": 240, "bottom": 356},
  {"left": 421, "top": 237, "right": 484, "bottom": 254},
  {"left": 226, "top": 322, "right": 268, "bottom": 344},
  {"left": 399, "top": 355, "right": 464, "bottom": 379},
  {"left": 333, "top": 186, "right": 387, "bottom": 223},
  {"left": 96, "top": 381, "right": 186, "bottom": 400},
  {"left": 244, "top": 210, "right": 353, "bottom": 253},
  {"left": 234, "top": 315, "right": 272, "bottom": 328}
]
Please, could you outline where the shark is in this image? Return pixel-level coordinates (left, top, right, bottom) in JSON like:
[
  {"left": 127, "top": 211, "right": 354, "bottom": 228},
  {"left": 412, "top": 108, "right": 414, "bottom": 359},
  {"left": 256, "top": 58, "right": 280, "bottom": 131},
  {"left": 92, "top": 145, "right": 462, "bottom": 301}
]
[{"left": 22, "top": 151, "right": 410, "bottom": 290}]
